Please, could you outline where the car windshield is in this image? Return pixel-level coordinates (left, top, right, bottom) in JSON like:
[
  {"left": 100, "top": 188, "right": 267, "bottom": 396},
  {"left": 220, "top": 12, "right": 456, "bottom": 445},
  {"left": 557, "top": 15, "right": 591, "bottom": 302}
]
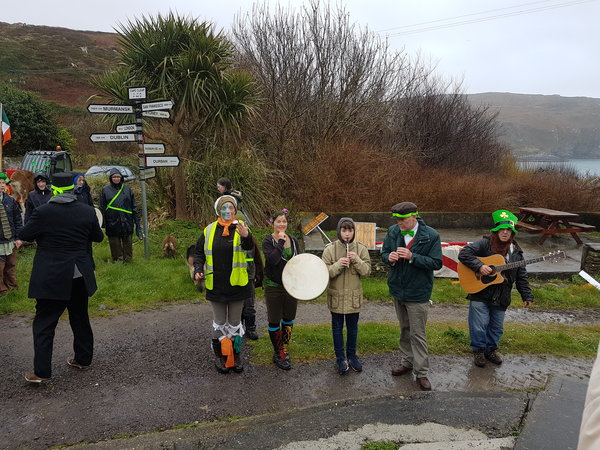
[{"left": 85, "top": 166, "right": 135, "bottom": 180}]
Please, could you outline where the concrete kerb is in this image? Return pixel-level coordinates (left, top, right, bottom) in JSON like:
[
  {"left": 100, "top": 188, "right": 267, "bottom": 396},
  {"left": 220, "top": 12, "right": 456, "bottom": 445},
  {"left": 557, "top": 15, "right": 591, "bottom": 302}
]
[{"left": 75, "top": 391, "right": 531, "bottom": 449}]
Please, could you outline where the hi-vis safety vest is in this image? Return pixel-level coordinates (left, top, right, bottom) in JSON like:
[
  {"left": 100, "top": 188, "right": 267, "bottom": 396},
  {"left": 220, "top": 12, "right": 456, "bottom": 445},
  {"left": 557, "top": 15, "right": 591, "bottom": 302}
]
[{"left": 203, "top": 221, "right": 249, "bottom": 290}]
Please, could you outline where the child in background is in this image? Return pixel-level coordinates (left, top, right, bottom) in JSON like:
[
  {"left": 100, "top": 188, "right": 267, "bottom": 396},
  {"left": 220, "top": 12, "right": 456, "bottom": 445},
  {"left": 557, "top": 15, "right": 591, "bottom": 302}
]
[{"left": 321, "top": 218, "right": 371, "bottom": 374}]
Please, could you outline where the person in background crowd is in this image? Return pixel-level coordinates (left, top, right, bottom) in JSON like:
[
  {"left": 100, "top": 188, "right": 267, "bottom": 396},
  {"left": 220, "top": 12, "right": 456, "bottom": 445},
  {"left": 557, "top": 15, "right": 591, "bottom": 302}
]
[
  {"left": 322, "top": 217, "right": 371, "bottom": 375},
  {"left": 242, "top": 234, "right": 263, "bottom": 340},
  {"left": 24, "top": 172, "right": 51, "bottom": 224},
  {"left": 262, "top": 209, "right": 300, "bottom": 370},
  {"left": 381, "top": 202, "right": 442, "bottom": 391},
  {"left": 0, "top": 172, "right": 23, "bottom": 295},
  {"left": 19, "top": 172, "right": 104, "bottom": 383},
  {"left": 73, "top": 173, "right": 94, "bottom": 207},
  {"left": 458, "top": 210, "right": 534, "bottom": 368},
  {"left": 216, "top": 177, "right": 252, "bottom": 226},
  {"left": 193, "top": 195, "right": 253, "bottom": 373},
  {"left": 99, "top": 168, "right": 140, "bottom": 262}
]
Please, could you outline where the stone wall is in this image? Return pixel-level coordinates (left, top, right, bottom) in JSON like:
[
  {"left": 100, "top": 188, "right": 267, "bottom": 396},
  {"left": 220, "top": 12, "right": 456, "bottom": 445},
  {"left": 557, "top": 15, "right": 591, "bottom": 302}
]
[
  {"left": 581, "top": 243, "right": 600, "bottom": 274},
  {"left": 300, "top": 211, "right": 600, "bottom": 230},
  {"left": 306, "top": 212, "right": 492, "bottom": 230},
  {"left": 305, "top": 249, "right": 389, "bottom": 277}
]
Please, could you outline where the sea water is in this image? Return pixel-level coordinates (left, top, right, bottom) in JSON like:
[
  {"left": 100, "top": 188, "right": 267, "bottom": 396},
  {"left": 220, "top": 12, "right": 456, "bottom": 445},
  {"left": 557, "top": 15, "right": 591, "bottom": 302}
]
[{"left": 517, "top": 159, "right": 600, "bottom": 177}]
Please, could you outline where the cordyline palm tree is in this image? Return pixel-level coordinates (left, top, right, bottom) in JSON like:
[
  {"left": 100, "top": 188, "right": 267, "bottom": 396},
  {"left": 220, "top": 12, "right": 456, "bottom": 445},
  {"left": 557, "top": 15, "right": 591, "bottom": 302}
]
[{"left": 92, "top": 13, "right": 258, "bottom": 219}]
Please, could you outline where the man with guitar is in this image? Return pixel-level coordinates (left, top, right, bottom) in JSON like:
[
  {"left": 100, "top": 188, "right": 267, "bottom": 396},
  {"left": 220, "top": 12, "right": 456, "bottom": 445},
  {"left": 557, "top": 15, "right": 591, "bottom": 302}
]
[{"left": 458, "top": 210, "right": 534, "bottom": 368}]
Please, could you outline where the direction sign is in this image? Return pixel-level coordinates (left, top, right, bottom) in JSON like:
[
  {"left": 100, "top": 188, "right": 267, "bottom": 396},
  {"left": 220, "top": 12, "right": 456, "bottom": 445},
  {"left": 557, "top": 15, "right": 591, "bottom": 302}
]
[
  {"left": 143, "top": 143, "right": 166, "bottom": 154},
  {"left": 88, "top": 104, "right": 133, "bottom": 114},
  {"left": 141, "top": 100, "right": 174, "bottom": 112},
  {"left": 116, "top": 124, "right": 137, "bottom": 133},
  {"left": 128, "top": 87, "right": 147, "bottom": 100},
  {"left": 142, "top": 110, "right": 170, "bottom": 119},
  {"left": 145, "top": 155, "right": 180, "bottom": 167},
  {"left": 139, "top": 168, "right": 156, "bottom": 180},
  {"left": 89, "top": 133, "right": 136, "bottom": 143}
]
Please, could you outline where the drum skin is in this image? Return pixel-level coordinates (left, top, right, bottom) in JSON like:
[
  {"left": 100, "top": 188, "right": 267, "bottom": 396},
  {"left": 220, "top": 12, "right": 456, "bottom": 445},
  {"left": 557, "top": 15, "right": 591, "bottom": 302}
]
[
  {"left": 282, "top": 253, "right": 329, "bottom": 301},
  {"left": 95, "top": 207, "right": 103, "bottom": 227}
]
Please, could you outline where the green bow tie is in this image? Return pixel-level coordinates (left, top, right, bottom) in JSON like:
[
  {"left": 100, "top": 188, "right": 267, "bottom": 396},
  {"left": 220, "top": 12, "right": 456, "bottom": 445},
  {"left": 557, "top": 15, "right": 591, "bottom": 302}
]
[{"left": 401, "top": 230, "right": 415, "bottom": 237}]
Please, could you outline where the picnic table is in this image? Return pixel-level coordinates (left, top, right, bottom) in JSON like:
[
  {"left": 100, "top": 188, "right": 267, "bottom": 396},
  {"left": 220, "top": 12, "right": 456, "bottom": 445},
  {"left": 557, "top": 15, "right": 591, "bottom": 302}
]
[{"left": 516, "top": 207, "right": 596, "bottom": 245}]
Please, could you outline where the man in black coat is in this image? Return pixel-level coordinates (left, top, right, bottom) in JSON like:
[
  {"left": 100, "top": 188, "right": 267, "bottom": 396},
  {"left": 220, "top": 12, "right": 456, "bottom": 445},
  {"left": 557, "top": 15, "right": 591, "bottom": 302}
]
[{"left": 18, "top": 173, "right": 104, "bottom": 383}]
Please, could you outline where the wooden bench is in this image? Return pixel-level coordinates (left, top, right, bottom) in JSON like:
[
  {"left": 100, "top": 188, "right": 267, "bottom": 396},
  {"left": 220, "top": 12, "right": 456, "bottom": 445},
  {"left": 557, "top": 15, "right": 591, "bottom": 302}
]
[
  {"left": 568, "top": 222, "right": 596, "bottom": 232},
  {"left": 516, "top": 221, "right": 544, "bottom": 233},
  {"left": 517, "top": 207, "right": 595, "bottom": 245}
]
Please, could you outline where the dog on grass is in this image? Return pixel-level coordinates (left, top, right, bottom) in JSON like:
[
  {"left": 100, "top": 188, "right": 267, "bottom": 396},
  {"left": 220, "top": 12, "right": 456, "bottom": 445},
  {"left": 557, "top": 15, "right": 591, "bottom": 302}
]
[{"left": 162, "top": 235, "right": 177, "bottom": 258}]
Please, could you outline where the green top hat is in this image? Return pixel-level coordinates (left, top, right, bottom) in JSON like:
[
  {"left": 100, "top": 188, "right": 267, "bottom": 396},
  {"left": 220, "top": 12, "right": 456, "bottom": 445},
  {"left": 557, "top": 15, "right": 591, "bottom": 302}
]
[{"left": 491, "top": 209, "right": 518, "bottom": 233}]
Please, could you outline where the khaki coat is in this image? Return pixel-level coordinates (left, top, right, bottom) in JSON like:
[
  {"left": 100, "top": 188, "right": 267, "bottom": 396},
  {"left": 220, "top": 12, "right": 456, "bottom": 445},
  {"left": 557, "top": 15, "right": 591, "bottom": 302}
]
[{"left": 322, "top": 240, "right": 371, "bottom": 314}]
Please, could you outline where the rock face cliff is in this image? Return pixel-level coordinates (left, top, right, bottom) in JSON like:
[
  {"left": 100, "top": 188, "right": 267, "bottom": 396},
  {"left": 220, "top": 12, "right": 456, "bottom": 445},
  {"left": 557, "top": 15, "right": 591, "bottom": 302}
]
[{"left": 469, "top": 92, "right": 600, "bottom": 159}]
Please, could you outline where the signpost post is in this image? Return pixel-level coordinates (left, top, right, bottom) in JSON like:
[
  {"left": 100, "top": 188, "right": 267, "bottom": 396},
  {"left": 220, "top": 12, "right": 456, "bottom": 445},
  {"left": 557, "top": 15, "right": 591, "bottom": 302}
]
[{"left": 87, "top": 89, "right": 173, "bottom": 258}]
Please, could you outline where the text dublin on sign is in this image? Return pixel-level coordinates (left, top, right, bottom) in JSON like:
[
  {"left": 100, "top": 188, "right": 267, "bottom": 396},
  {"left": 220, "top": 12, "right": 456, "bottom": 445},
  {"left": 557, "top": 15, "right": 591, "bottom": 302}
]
[{"left": 89, "top": 133, "right": 136, "bottom": 142}]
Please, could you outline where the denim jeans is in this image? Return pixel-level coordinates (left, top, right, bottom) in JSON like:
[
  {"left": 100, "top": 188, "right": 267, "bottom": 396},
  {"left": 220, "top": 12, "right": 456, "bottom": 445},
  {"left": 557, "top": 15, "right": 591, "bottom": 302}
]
[
  {"left": 468, "top": 300, "right": 506, "bottom": 352},
  {"left": 331, "top": 312, "right": 359, "bottom": 359}
]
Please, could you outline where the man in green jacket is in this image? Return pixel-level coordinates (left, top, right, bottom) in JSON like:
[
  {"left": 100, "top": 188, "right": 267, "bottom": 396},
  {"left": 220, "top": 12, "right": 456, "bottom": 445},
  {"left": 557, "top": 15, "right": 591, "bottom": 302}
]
[{"left": 381, "top": 202, "right": 442, "bottom": 391}]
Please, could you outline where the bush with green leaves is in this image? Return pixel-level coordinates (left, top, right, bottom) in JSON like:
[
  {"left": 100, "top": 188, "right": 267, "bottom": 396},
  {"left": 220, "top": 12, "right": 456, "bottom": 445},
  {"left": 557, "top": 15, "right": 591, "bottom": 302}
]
[{"left": 0, "top": 82, "right": 74, "bottom": 154}]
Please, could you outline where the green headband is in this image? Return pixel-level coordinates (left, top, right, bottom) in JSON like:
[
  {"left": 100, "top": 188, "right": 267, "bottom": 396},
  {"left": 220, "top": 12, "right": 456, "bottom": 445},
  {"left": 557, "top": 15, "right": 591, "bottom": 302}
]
[
  {"left": 392, "top": 211, "right": 418, "bottom": 219},
  {"left": 52, "top": 184, "right": 74, "bottom": 195}
]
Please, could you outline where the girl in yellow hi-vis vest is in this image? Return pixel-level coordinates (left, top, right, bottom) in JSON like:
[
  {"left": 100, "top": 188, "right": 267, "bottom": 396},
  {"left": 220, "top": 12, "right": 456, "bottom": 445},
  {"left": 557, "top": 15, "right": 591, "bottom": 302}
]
[{"left": 192, "top": 195, "right": 254, "bottom": 374}]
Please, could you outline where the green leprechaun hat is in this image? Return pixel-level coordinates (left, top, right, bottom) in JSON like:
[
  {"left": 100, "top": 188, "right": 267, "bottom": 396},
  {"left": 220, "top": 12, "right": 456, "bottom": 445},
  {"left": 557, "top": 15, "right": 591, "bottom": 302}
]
[{"left": 490, "top": 209, "right": 518, "bottom": 233}]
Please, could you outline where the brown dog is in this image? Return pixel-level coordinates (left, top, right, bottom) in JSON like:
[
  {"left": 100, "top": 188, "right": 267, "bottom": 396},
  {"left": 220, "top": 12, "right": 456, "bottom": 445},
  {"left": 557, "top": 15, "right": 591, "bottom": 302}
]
[
  {"left": 9, "top": 170, "right": 35, "bottom": 210},
  {"left": 162, "top": 234, "right": 177, "bottom": 258}
]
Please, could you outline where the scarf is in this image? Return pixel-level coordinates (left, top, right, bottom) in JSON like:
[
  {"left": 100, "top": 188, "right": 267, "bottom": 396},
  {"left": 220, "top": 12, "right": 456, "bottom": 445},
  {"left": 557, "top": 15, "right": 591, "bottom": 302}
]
[
  {"left": 217, "top": 218, "right": 234, "bottom": 236},
  {"left": 0, "top": 194, "right": 12, "bottom": 239}
]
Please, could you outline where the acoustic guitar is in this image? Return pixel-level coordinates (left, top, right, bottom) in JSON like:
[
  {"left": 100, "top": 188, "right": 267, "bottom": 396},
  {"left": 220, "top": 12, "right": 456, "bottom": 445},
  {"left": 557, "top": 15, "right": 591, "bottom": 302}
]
[{"left": 457, "top": 251, "right": 566, "bottom": 294}]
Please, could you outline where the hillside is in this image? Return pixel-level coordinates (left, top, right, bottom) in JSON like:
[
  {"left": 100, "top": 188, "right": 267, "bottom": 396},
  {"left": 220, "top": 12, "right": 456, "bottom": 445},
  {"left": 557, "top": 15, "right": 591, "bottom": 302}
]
[
  {"left": 0, "top": 22, "right": 119, "bottom": 106},
  {"left": 468, "top": 92, "right": 600, "bottom": 159},
  {"left": 1, "top": 22, "right": 599, "bottom": 159}
]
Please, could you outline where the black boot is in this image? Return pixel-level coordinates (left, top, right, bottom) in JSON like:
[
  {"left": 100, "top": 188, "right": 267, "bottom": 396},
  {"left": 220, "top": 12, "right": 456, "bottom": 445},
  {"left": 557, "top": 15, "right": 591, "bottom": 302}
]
[
  {"left": 268, "top": 329, "right": 290, "bottom": 370},
  {"left": 244, "top": 315, "right": 259, "bottom": 340},
  {"left": 211, "top": 339, "right": 230, "bottom": 374},
  {"left": 233, "top": 352, "right": 244, "bottom": 373},
  {"left": 233, "top": 336, "right": 244, "bottom": 373}
]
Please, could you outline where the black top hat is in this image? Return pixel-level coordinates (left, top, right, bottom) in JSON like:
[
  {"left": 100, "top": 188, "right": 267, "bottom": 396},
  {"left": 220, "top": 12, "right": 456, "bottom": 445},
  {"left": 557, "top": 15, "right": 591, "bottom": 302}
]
[{"left": 52, "top": 172, "right": 75, "bottom": 189}]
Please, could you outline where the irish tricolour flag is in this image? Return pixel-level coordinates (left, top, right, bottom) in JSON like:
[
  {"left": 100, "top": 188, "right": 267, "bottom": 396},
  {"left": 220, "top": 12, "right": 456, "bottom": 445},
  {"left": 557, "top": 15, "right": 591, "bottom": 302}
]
[{"left": 1, "top": 107, "right": 11, "bottom": 145}]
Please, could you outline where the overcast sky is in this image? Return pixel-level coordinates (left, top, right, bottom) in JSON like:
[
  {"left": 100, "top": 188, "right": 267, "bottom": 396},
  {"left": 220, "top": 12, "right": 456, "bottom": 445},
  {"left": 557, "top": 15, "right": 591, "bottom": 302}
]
[{"left": 4, "top": 0, "right": 599, "bottom": 98}]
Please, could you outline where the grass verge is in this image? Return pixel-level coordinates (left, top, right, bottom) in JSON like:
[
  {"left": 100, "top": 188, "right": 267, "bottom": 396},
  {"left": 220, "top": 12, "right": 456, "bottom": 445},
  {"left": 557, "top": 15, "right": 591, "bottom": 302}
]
[
  {"left": 246, "top": 322, "right": 600, "bottom": 364},
  {"left": 1, "top": 219, "right": 598, "bottom": 315}
]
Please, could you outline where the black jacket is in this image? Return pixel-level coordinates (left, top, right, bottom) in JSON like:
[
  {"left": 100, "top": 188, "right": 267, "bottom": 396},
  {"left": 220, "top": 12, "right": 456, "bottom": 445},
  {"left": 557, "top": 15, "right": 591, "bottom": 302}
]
[
  {"left": 458, "top": 236, "right": 534, "bottom": 310},
  {"left": 193, "top": 221, "right": 253, "bottom": 303},
  {"left": 75, "top": 182, "right": 94, "bottom": 207},
  {"left": 98, "top": 169, "right": 137, "bottom": 237},
  {"left": 0, "top": 193, "right": 23, "bottom": 242},
  {"left": 262, "top": 234, "right": 300, "bottom": 285},
  {"left": 24, "top": 187, "right": 52, "bottom": 224},
  {"left": 18, "top": 195, "right": 104, "bottom": 300}
]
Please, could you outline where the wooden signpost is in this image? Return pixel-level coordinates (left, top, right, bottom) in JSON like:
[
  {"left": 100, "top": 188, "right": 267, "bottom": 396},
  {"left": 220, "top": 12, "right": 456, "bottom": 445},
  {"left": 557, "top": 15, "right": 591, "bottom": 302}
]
[{"left": 87, "top": 86, "right": 173, "bottom": 258}]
